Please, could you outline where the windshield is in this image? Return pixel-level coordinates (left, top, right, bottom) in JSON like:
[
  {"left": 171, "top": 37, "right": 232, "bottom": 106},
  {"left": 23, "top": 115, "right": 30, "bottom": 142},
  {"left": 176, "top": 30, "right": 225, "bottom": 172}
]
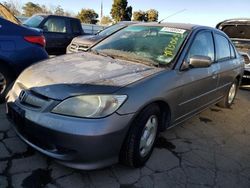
[
  {"left": 222, "top": 25, "right": 250, "bottom": 40},
  {"left": 24, "top": 15, "right": 45, "bottom": 27},
  {"left": 93, "top": 25, "right": 189, "bottom": 66},
  {"left": 98, "top": 23, "right": 126, "bottom": 36}
]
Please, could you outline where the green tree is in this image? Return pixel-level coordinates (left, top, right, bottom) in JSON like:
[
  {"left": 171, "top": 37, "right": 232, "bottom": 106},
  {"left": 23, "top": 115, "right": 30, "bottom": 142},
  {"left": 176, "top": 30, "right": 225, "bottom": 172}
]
[
  {"left": 100, "top": 16, "right": 113, "bottom": 25},
  {"left": 124, "top": 6, "right": 132, "bottom": 21},
  {"left": 22, "top": 2, "right": 42, "bottom": 17},
  {"left": 2, "top": 0, "right": 21, "bottom": 16},
  {"left": 133, "top": 10, "right": 146, "bottom": 21},
  {"left": 77, "top": 9, "right": 98, "bottom": 24},
  {"left": 40, "top": 5, "right": 52, "bottom": 14},
  {"left": 146, "top": 9, "right": 158, "bottom": 22},
  {"left": 54, "top": 5, "right": 64, "bottom": 16},
  {"left": 110, "top": 0, "right": 132, "bottom": 22}
]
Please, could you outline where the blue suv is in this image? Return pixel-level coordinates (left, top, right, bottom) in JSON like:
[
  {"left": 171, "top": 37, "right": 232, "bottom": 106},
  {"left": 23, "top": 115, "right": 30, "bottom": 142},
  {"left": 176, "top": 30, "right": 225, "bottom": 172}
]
[{"left": 0, "top": 5, "right": 48, "bottom": 101}]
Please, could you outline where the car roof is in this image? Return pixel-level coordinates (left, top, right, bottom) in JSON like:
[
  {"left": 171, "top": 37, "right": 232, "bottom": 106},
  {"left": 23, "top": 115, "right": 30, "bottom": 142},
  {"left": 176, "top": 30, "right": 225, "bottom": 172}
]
[
  {"left": 130, "top": 21, "right": 211, "bottom": 31},
  {"left": 34, "top": 14, "right": 79, "bottom": 20},
  {"left": 117, "top": 21, "right": 141, "bottom": 25}
]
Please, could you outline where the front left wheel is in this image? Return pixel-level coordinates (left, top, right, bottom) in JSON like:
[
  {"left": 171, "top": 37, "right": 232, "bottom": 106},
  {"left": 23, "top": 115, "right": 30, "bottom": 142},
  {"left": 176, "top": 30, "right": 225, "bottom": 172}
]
[{"left": 120, "top": 104, "right": 161, "bottom": 168}]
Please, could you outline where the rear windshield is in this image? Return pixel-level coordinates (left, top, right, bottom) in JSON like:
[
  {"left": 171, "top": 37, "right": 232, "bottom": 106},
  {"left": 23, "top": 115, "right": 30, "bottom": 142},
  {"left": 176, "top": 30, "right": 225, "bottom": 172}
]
[
  {"left": 24, "top": 15, "right": 45, "bottom": 27},
  {"left": 222, "top": 25, "right": 250, "bottom": 39}
]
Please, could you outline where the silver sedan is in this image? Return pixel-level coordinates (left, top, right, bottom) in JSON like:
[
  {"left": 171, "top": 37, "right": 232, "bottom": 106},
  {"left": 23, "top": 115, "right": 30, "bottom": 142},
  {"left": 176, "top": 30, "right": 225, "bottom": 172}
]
[{"left": 6, "top": 23, "right": 244, "bottom": 170}]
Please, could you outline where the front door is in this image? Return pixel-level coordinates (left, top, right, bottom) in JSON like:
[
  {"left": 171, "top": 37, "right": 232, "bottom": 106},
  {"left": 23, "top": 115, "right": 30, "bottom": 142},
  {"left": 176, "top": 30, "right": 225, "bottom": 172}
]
[{"left": 173, "top": 30, "right": 220, "bottom": 123}]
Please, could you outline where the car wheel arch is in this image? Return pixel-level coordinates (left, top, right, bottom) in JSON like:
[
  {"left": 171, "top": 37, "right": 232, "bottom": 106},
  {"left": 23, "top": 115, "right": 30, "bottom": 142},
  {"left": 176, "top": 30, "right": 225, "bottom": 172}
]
[
  {"left": 236, "top": 75, "right": 241, "bottom": 84},
  {"left": 125, "top": 100, "right": 172, "bottom": 136},
  {"left": 119, "top": 101, "right": 171, "bottom": 166},
  {"left": 0, "top": 59, "right": 16, "bottom": 76}
]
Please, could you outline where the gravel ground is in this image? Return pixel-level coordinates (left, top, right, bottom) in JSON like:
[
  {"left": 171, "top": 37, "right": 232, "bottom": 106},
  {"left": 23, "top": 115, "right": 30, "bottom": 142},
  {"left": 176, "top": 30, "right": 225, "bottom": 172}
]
[{"left": 0, "top": 87, "right": 249, "bottom": 188}]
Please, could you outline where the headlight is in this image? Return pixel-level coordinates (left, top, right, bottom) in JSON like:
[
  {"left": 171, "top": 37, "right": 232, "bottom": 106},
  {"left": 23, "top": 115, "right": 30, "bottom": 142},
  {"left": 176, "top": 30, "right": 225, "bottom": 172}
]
[{"left": 52, "top": 95, "right": 127, "bottom": 118}]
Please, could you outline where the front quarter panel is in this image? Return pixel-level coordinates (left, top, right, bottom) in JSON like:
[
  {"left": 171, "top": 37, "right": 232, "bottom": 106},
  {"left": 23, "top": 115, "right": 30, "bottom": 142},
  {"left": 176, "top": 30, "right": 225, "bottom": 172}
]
[{"left": 116, "top": 70, "right": 181, "bottom": 123}]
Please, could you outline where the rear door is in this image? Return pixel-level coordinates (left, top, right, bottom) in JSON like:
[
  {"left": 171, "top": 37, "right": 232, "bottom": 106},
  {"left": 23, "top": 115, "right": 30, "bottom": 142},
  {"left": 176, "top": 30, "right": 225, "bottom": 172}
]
[
  {"left": 213, "top": 32, "right": 240, "bottom": 96},
  {"left": 69, "top": 19, "right": 83, "bottom": 38},
  {"left": 42, "top": 17, "right": 69, "bottom": 55}
]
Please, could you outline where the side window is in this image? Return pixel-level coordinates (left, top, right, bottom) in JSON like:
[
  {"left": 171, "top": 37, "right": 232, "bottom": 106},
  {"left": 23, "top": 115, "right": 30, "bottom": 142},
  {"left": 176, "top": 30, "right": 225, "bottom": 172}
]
[
  {"left": 71, "top": 20, "right": 82, "bottom": 34},
  {"left": 214, "top": 34, "right": 231, "bottom": 61},
  {"left": 44, "top": 18, "right": 67, "bottom": 33},
  {"left": 187, "top": 31, "right": 215, "bottom": 62},
  {"left": 229, "top": 43, "right": 236, "bottom": 58}
]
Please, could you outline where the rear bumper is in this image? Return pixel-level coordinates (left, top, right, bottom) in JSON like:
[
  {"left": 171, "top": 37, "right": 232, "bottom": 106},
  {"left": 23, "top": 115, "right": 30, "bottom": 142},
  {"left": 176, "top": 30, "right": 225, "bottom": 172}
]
[
  {"left": 6, "top": 102, "right": 133, "bottom": 170},
  {"left": 10, "top": 46, "right": 48, "bottom": 75}
]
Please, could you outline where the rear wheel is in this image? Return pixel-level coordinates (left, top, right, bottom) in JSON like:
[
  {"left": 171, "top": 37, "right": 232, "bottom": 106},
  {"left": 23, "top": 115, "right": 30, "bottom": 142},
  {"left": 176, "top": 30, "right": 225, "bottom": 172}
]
[
  {"left": 217, "top": 79, "right": 238, "bottom": 108},
  {"left": 0, "top": 65, "right": 14, "bottom": 102},
  {"left": 120, "top": 104, "right": 161, "bottom": 167}
]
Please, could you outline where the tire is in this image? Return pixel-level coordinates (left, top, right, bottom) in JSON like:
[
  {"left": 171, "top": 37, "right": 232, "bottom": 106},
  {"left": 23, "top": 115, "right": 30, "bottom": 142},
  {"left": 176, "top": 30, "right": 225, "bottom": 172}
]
[
  {"left": 217, "top": 79, "right": 238, "bottom": 108},
  {"left": 120, "top": 104, "right": 161, "bottom": 168},
  {"left": 0, "top": 65, "right": 14, "bottom": 103}
]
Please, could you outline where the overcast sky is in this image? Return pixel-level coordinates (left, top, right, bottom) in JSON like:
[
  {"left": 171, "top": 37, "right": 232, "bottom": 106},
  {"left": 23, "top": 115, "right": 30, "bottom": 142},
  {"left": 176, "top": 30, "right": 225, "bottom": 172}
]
[{"left": 18, "top": 0, "right": 250, "bottom": 26}]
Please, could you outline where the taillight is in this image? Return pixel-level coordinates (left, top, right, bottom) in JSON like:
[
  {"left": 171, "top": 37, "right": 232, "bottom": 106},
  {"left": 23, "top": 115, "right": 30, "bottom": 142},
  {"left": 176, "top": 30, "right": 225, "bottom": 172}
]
[{"left": 24, "top": 36, "right": 46, "bottom": 47}]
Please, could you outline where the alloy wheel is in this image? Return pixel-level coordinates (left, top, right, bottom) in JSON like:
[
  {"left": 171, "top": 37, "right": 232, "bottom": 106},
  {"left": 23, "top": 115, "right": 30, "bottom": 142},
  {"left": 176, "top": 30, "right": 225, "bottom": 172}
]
[
  {"left": 139, "top": 115, "right": 158, "bottom": 157},
  {"left": 228, "top": 83, "right": 236, "bottom": 104}
]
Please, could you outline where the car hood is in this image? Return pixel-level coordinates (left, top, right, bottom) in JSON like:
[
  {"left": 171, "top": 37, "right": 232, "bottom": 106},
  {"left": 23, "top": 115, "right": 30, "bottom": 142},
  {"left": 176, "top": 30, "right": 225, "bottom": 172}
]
[
  {"left": 16, "top": 52, "right": 164, "bottom": 100},
  {"left": 72, "top": 35, "right": 104, "bottom": 46},
  {"left": 216, "top": 19, "right": 250, "bottom": 52},
  {"left": 0, "top": 3, "right": 21, "bottom": 25}
]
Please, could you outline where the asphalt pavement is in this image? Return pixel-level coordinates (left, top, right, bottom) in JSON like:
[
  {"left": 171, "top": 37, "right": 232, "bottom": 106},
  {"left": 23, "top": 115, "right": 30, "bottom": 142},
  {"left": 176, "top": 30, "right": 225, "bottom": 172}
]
[{"left": 0, "top": 88, "right": 249, "bottom": 188}]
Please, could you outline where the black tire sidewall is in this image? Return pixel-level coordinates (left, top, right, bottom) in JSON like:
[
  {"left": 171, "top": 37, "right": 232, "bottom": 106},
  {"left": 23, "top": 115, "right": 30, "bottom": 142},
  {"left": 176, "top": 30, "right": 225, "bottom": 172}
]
[
  {"left": 0, "top": 65, "right": 14, "bottom": 102},
  {"left": 130, "top": 104, "right": 161, "bottom": 167}
]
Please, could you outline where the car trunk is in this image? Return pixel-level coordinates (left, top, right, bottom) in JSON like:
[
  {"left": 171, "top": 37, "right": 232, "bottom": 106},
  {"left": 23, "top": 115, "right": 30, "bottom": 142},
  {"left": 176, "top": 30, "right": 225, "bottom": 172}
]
[
  {"left": 217, "top": 20, "right": 250, "bottom": 52},
  {"left": 0, "top": 3, "right": 21, "bottom": 25}
]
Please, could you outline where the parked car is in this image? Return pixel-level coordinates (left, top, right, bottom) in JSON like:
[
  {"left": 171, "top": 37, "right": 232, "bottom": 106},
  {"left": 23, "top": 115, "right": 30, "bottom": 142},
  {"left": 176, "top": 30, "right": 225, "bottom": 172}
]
[
  {"left": 81, "top": 23, "right": 106, "bottom": 35},
  {"left": 17, "top": 16, "right": 29, "bottom": 23},
  {"left": 23, "top": 14, "right": 84, "bottom": 55},
  {"left": 216, "top": 18, "right": 250, "bottom": 79},
  {"left": 0, "top": 4, "right": 48, "bottom": 102},
  {"left": 6, "top": 22, "right": 244, "bottom": 170},
  {"left": 67, "top": 21, "right": 138, "bottom": 53}
]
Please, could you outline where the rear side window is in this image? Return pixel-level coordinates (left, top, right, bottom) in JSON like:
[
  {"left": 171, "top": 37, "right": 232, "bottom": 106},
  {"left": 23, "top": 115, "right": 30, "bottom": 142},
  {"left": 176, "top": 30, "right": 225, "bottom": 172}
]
[
  {"left": 187, "top": 31, "right": 215, "bottom": 61},
  {"left": 44, "top": 18, "right": 67, "bottom": 33},
  {"left": 71, "top": 20, "right": 82, "bottom": 34},
  {"left": 214, "top": 34, "right": 231, "bottom": 61}
]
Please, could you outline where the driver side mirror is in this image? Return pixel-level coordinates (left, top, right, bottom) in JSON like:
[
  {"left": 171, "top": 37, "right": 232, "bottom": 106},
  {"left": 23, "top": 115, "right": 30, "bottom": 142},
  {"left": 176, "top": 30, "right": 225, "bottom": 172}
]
[
  {"left": 189, "top": 55, "right": 212, "bottom": 68},
  {"left": 181, "top": 55, "right": 212, "bottom": 71}
]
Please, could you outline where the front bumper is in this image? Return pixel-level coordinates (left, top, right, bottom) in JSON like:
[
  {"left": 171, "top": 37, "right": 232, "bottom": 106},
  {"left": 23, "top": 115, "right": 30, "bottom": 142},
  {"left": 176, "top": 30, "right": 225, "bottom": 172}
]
[
  {"left": 243, "top": 68, "right": 250, "bottom": 79},
  {"left": 6, "top": 101, "right": 133, "bottom": 170}
]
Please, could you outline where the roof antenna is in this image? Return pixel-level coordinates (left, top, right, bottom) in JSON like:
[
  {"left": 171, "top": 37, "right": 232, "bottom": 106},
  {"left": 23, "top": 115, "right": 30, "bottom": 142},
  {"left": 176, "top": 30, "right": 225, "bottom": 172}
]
[{"left": 158, "top": 9, "right": 187, "bottom": 24}]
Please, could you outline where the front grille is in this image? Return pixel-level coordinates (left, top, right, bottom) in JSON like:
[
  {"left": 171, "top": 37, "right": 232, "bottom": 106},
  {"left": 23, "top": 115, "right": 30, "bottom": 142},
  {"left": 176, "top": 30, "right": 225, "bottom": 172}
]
[
  {"left": 20, "top": 90, "right": 49, "bottom": 109},
  {"left": 70, "top": 42, "right": 90, "bottom": 52}
]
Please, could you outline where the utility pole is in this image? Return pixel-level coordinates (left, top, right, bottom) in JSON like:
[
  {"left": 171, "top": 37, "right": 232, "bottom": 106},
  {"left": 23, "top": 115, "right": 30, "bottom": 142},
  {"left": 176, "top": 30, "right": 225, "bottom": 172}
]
[{"left": 100, "top": 1, "right": 103, "bottom": 19}]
